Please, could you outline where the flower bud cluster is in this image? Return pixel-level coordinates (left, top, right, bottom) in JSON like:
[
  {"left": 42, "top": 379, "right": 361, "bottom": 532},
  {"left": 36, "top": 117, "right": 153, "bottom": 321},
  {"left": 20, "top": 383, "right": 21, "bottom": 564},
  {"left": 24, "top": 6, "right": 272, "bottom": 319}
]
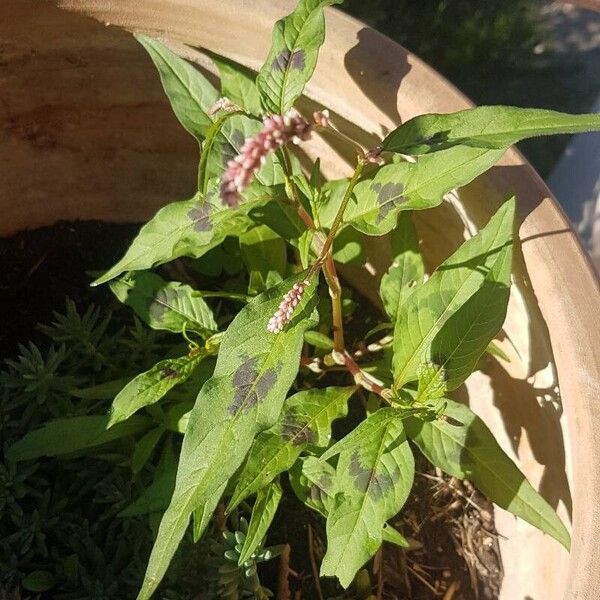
[
  {"left": 220, "top": 110, "right": 312, "bottom": 207},
  {"left": 267, "top": 279, "right": 311, "bottom": 333}
]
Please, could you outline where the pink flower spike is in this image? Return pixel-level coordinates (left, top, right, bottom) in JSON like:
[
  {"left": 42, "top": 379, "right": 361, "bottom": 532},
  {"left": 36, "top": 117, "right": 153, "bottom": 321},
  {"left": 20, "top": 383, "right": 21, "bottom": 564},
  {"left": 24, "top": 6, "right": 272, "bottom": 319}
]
[
  {"left": 267, "top": 279, "right": 311, "bottom": 334},
  {"left": 220, "top": 109, "right": 313, "bottom": 207}
]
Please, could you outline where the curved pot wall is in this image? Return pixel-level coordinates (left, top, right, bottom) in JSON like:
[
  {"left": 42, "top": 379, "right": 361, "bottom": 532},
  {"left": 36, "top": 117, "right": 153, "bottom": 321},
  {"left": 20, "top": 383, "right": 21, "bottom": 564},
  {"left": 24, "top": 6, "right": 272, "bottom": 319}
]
[{"left": 2, "top": 1, "right": 599, "bottom": 598}]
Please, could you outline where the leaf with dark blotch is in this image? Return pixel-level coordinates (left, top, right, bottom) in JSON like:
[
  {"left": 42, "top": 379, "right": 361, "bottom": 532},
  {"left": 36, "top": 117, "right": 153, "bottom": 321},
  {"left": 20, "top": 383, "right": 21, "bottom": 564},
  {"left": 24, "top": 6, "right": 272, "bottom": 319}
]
[
  {"left": 332, "top": 146, "right": 506, "bottom": 236},
  {"left": 227, "top": 386, "right": 354, "bottom": 511},
  {"left": 93, "top": 184, "right": 279, "bottom": 285},
  {"left": 137, "top": 272, "right": 318, "bottom": 600},
  {"left": 238, "top": 480, "right": 283, "bottom": 565},
  {"left": 289, "top": 456, "right": 409, "bottom": 548},
  {"left": 405, "top": 399, "right": 570, "bottom": 549},
  {"left": 7, "top": 415, "right": 151, "bottom": 462},
  {"left": 393, "top": 198, "right": 515, "bottom": 388},
  {"left": 379, "top": 212, "right": 425, "bottom": 323},
  {"left": 110, "top": 271, "right": 217, "bottom": 336},
  {"left": 320, "top": 409, "right": 414, "bottom": 588},
  {"left": 382, "top": 105, "right": 600, "bottom": 155},
  {"left": 135, "top": 34, "right": 219, "bottom": 141},
  {"left": 107, "top": 349, "right": 209, "bottom": 427},
  {"left": 256, "top": 0, "right": 343, "bottom": 114},
  {"left": 207, "top": 51, "right": 262, "bottom": 115}
]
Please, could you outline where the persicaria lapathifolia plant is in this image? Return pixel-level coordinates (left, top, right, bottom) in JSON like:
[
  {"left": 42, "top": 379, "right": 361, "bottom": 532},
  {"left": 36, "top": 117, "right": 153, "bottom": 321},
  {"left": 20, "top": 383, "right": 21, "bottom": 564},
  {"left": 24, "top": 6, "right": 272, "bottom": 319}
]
[{"left": 9, "top": 0, "right": 600, "bottom": 597}]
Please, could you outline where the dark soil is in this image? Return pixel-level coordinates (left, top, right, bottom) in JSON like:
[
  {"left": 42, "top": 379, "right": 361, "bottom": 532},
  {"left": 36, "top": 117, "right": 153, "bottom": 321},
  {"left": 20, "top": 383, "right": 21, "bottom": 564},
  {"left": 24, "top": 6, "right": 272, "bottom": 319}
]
[
  {"left": 0, "top": 220, "right": 139, "bottom": 360},
  {"left": 0, "top": 221, "right": 503, "bottom": 599}
]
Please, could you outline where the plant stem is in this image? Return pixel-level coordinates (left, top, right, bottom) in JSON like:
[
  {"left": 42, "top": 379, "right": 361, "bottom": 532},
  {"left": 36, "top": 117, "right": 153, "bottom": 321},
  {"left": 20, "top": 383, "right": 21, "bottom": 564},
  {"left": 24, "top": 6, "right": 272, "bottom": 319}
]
[
  {"left": 279, "top": 147, "right": 316, "bottom": 230},
  {"left": 317, "top": 157, "right": 365, "bottom": 261}
]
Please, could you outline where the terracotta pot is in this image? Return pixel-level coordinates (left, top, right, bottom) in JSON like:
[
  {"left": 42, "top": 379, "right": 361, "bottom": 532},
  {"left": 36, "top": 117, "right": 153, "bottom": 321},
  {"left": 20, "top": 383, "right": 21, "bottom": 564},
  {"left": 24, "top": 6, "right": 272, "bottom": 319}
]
[{"left": 3, "top": 1, "right": 599, "bottom": 598}]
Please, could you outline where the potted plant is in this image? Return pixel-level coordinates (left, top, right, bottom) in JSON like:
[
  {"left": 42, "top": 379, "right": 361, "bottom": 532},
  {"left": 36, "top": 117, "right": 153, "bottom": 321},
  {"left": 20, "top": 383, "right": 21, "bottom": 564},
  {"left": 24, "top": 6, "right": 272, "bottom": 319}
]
[{"left": 3, "top": 1, "right": 600, "bottom": 598}]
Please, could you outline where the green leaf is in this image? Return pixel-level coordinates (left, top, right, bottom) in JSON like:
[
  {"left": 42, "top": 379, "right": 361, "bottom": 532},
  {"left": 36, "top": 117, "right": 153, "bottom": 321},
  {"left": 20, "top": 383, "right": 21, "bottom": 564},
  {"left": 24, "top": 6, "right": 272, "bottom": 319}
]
[
  {"left": 428, "top": 228, "right": 512, "bottom": 391},
  {"left": 238, "top": 480, "right": 283, "bottom": 565},
  {"left": 110, "top": 271, "right": 217, "bottom": 336},
  {"left": 208, "top": 51, "right": 262, "bottom": 115},
  {"left": 332, "top": 226, "right": 367, "bottom": 265},
  {"left": 379, "top": 212, "right": 424, "bottom": 322},
  {"left": 289, "top": 455, "right": 337, "bottom": 518},
  {"left": 137, "top": 272, "right": 318, "bottom": 600},
  {"left": 108, "top": 349, "right": 209, "bottom": 427},
  {"left": 304, "top": 330, "right": 335, "bottom": 351},
  {"left": 93, "top": 184, "right": 277, "bottom": 285},
  {"left": 288, "top": 456, "right": 406, "bottom": 548},
  {"left": 135, "top": 34, "right": 219, "bottom": 141},
  {"left": 383, "top": 105, "right": 600, "bottom": 155},
  {"left": 342, "top": 146, "right": 505, "bottom": 235},
  {"left": 120, "top": 440, "right": 178, "bottom": 517},
  {"left": 7, "top": 415, "right": 150, "bottom": 462},
  {"left": 256, "top": 0, "right": 342, "bottom": 114},
  {"left": 320, "top": 409, "right": 415, "bottom": 588},
  {"left": 131, "top": 427, "right": 165, "bottom": 473},
  {"left": 392, "top": 198, "right": 515, "bottom": 387},
  {"left": 240, "top": 224, "right": 288, "bottom": 295},
  {"left": 22, "top": 571, "right": 56, "bottom": 593},
  {"left": 228, "top": 386, "right": 354, "bottom": 511},
  {"left": 405, "top": 400, "right": 570, "bottom": 549}
]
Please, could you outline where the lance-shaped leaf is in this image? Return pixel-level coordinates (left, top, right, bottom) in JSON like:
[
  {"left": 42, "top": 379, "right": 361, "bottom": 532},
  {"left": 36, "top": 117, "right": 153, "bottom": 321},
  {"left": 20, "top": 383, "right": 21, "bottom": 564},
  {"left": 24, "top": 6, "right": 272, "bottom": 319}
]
[
  {"left": 7, "top": 415, "right": 150, "bottom": 462},
  {"left": 428, "top": 231, "right": 512, "bottom": 391},
  {"left": 120, "top": 440, "right": 178, "bottom": 517},
  {"left": 383, "top": 105, "right": 600, "bottom": 155},
  {"left": 320, "top": 409, "right": 415, "bottom": 588},
  {"left": 379, "top": 212, "right": 425, "bottom": 322},
  {"left": 393, "top": 198, "right": 515, "bottom": 387},
  {"left": 131, "top": 427, "right": 165, "bottom": 474},
  {"left": 289, "top": 456, "right": 406, "bottom": 547},
  {"left": 228, "top": 386, "right": 354, "bottom": 511},
  {"left": 110, "top": 271, "right": 217, "bottom": 336},
  {"left": 405, "top": 400, "right": 570, "bottom": 549},
  {"left": 108, "top": 348, "right": 210, "bottom": 427},
  {"left": 93, "top": 184, "right": 277, "bottom": 285},
  {"left": 137, "top": 272, "right": 318, "bottom": 600},
  {"left": 238, "top": 480, "right": 283, "bottom": 565},
  {"left": 340, "top": 146, "right": 505, "bottom": 235},
  {"left": 256, "top": 0, "right": 342, "bottom": 114},
  {"left": 135, "top": 34, "right": 219, "bottom": 141},
  {"left": 208, "top": 51, "right": 262, "bottom": 115},
  {"left": 240, "top": 224, "right": 288, "bottom": 295}
]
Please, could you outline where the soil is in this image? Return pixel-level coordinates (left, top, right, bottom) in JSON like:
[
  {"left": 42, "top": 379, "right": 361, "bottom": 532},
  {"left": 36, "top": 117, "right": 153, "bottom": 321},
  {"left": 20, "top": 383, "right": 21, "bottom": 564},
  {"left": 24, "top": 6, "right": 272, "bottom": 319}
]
[{"left": 0, "top": 221, "right": 503, "bottom": 599}]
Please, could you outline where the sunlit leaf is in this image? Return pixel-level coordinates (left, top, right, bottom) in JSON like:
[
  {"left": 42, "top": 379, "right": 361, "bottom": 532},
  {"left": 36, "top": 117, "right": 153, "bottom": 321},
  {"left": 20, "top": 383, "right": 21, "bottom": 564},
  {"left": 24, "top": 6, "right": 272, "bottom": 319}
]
[
  {"left": 228, "top": 386, "right": 354, "bottom": 511},
  {"left": 110, "top": 271, "right": 217, "bottom": 336},
  {"left": 108, "top": 348, "right": 210, "bottom": 427},
  {"left": 392, "top": 198, "right": 515, "bottom": 387},
  {"left": 93, "top": 184, "right": 279, "bottom": 285},
  {"left": 256, "top": 0, "right": 342, "bottom": 113},
  {"left": 238, "top": 480, "right": 283, "bottom": 565},
  {"left": 379, "top": 212, "right": 424, "bottom": 322},
  {"left": 320, "top": 409, "right": 414, "bottom": 588},
  {"left": 137, "top": 272, "right": 318, "bottom": 599},
  {"left": 383, "top": 105, "right": 600, "bottom": 155},
  {"left": 341, "top": 146, "right": 505, "bottom": 235},
  {"left": 405, "top": 400, "right": 570, "bottom": 549},
  {"left": 135, "top": 34, "right": 218, "bottom": 141}
]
